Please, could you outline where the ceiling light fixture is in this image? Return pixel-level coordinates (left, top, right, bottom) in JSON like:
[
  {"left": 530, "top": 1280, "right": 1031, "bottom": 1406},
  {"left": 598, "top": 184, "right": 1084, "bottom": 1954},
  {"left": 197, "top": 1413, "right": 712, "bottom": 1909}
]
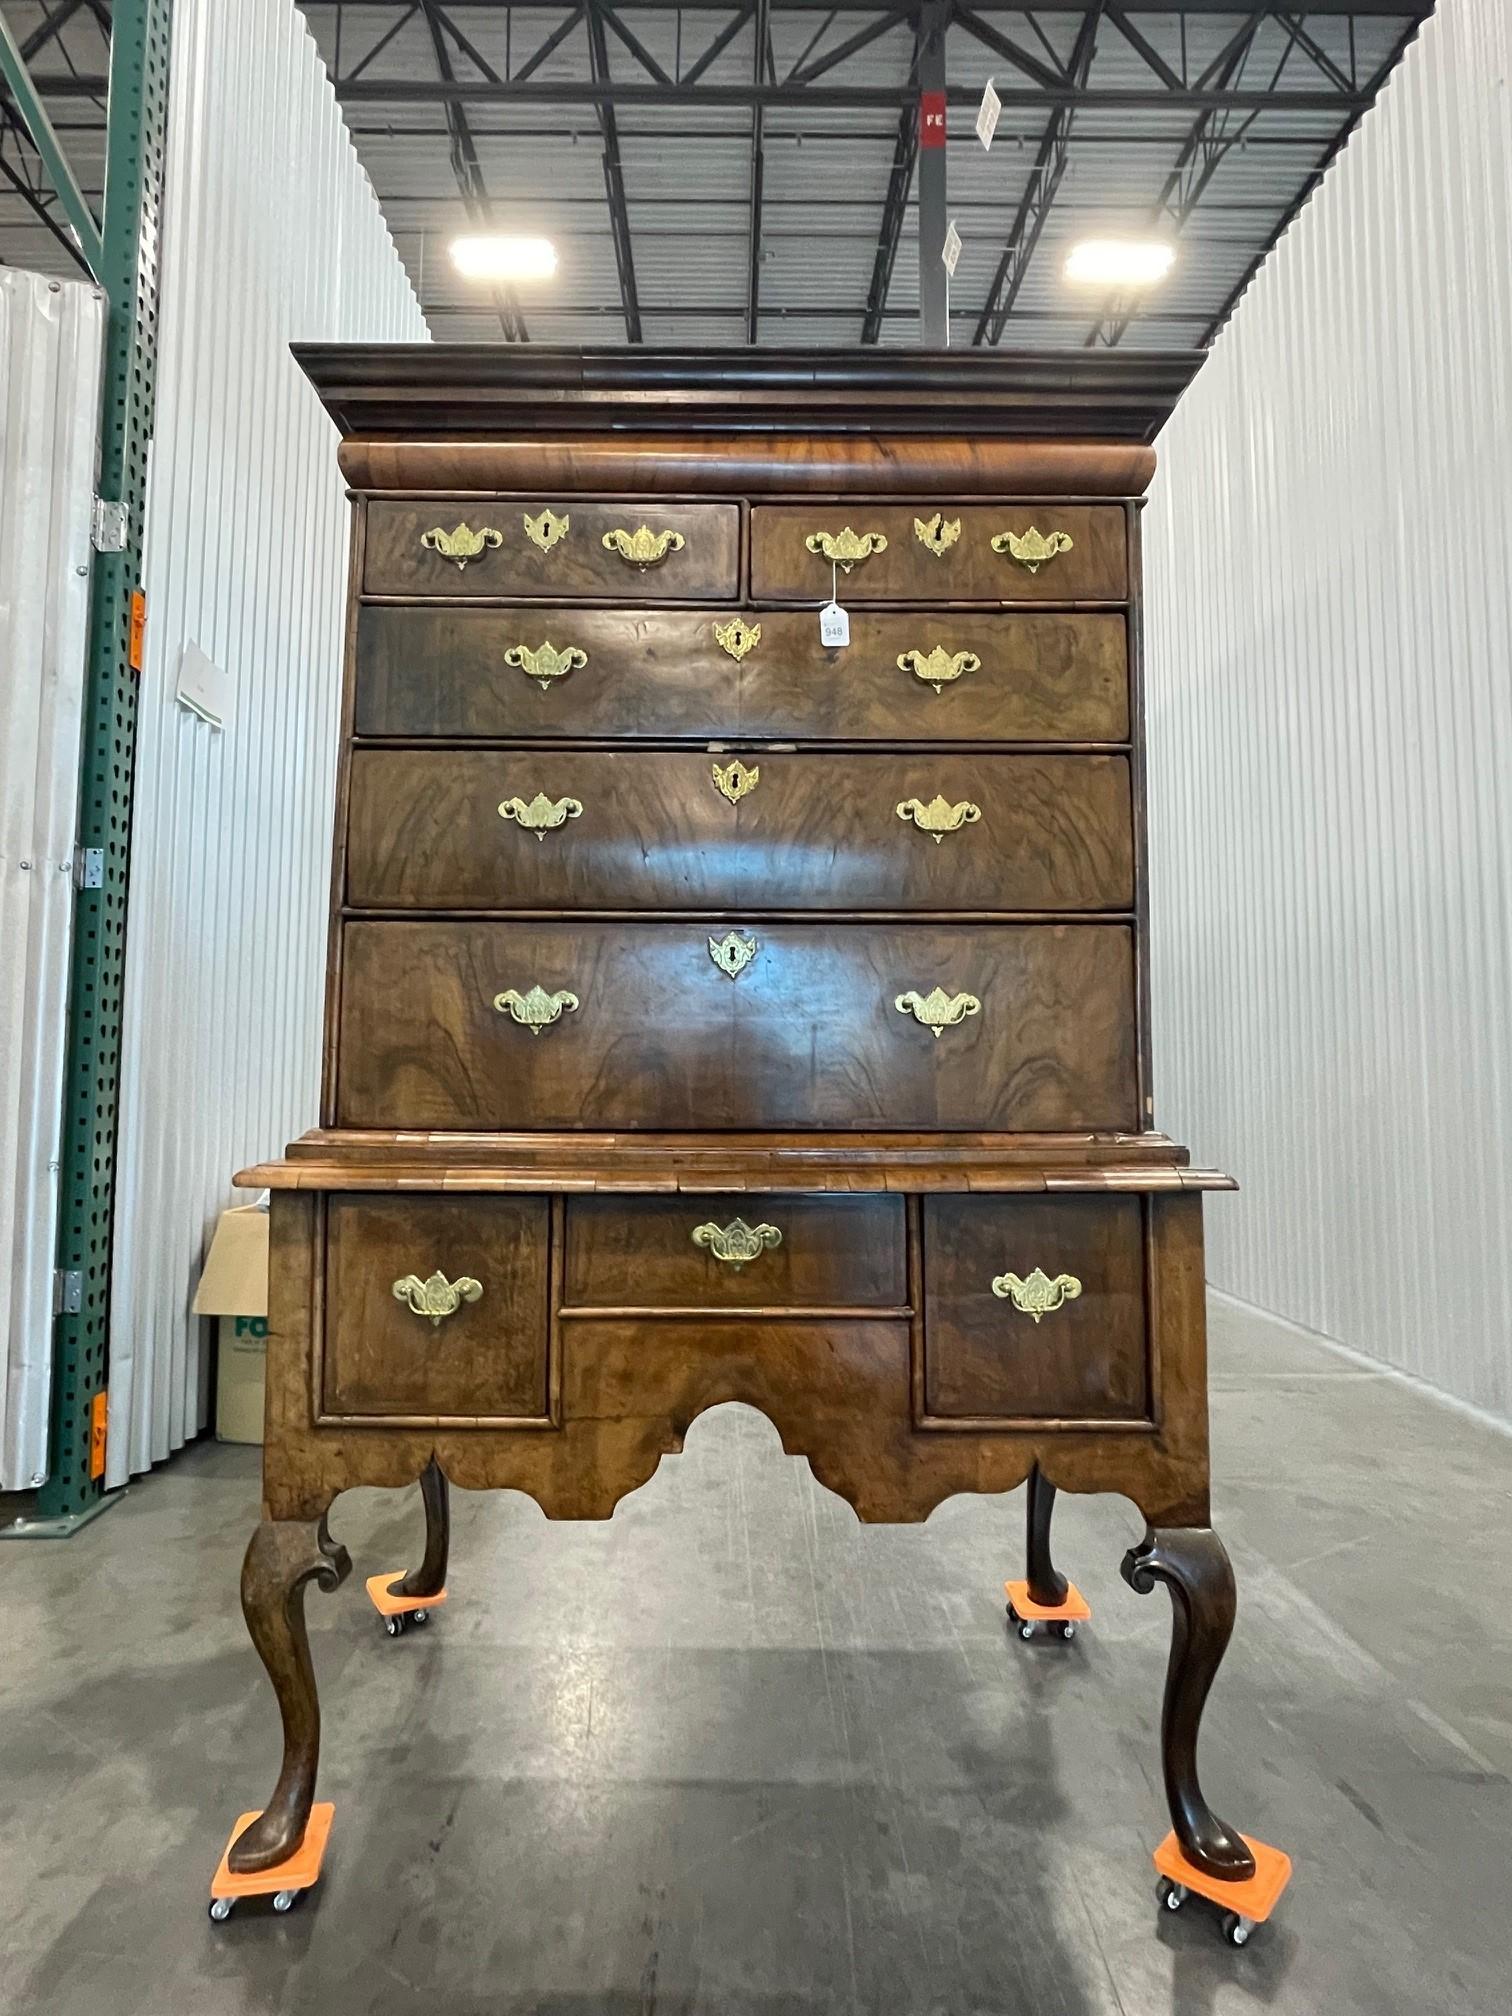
[
  {"left": 1064, "top": 238, "right": 1175, "bottom": 288},
  {"left": 450, "top": 235, "right": 558, "bottom": 281}
]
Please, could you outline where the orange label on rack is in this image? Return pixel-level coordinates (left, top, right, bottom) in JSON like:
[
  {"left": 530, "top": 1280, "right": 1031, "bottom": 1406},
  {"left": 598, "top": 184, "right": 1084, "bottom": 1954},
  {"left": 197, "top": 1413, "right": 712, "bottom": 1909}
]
[
  {"left": 90, "top": 1391, "right": 108, "bottom": 1479},
  {"left": 128, "top": 589, "right": 146, "bottom": 671}
]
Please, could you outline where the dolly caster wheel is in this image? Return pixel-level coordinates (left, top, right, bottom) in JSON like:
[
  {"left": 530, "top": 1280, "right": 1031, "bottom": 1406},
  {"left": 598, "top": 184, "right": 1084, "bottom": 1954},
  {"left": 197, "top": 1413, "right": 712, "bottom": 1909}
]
[
  {"left": 385, "top": 1614, "right": 405, "bottom": 1638},
  {"left": 1054, "top": 1620, "right": 1076, "bottom": 1642},
  {"left": 411, "top": 1608, "right": 429, "bottom": 1627},
  {"left": 208, "top": 1896, "right": 234, "bottom": 1924},
  {"left": 272, "top": 1889, "right": 302, "bottom": 1915},
  {"left": 1157, "top": 1877, "right": 1188, "bottom": 1913},
  {"left": 1219, "top": 1911, "right": 1254, "bottom": 1948}
]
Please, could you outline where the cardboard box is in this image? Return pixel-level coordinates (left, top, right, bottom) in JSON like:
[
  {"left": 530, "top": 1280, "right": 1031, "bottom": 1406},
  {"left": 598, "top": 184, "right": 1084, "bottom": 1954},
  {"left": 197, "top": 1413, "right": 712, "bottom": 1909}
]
[{"left": 194, "top": 1203, "right": 269, "bottom": 1444}]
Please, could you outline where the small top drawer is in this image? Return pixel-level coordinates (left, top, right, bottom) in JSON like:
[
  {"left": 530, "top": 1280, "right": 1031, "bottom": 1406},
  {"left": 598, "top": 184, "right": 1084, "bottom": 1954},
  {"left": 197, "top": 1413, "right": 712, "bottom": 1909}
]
[
  {"left": 363, "top": 500, "right": 740, "bottom": 601},
  {"left": 751, "top": 504, "right": 1127, "bottom": 603},
  {"left": 562, "top": 1194, "right": 907, "bottom": 1311}
]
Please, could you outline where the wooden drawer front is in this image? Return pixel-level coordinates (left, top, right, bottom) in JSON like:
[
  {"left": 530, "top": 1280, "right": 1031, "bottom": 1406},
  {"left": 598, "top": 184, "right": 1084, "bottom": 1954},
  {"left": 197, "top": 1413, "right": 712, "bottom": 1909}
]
[
  {"left": 322, "top": 1194, "right": 550, "bottom": 1419},
  {"left": 346, "top": 749, "right": 1134, "bottom": 913},
  {"left": 923, "top": 1195, "right": 1149, "bottom": 1422},
  {"left": 751, "top": 505, "right": 1127, "bottom": 603},
  {"left": 562, "top": 1195, "right": 907, "bottom": 1311},
  {"left": 354, "top": 605, "right": 1128, "bottom": 743},
  {"left": 363, "top": 500, "right": 739, "bottom": 600},
  {"left": 336, "top": 920, "right": 1137, "bottom": 1131}
]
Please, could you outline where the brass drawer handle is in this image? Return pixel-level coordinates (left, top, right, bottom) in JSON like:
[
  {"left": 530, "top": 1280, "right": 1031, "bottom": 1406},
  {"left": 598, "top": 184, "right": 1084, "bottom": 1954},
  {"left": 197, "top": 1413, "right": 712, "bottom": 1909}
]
[
  {"left": 498, "top": 791, "right": 583, "bottom": 839},
  {"left": 804, "top": 526, "right": 887, "bottom": 571},
  {"left": 992, "top": 1267, "right": 1083, "bottom": 1323},
  {"left": 895, "top": 987, "right": 981, "bottom": 1037},
  {"left": 523, "top": 507, "right": 568, "bottom": 552},
  {"left": 692, "top": 1217, "right": 782, "bottom": 1267},
  {"left": 914, "top": 513, "right": 961, "bottom": 557},
  {"left": 896, "top": 795, "right": 982, "bottom": 843},
  {"left": 990, "top": 525, "right": 1074, "bottom": 574},
  {"left": 392, "top": 1271, "right": 483, "bottom": 1326},
  {"left": 602, "top": 525, "right": 685, "bottom": 568},
  {"left": 712, "top": 758, "right": 759, "bottom": 804},
  {"left": 420, "top": 522, "right": 503, "bottom": 570},
  {"left": 492, "top": 984, "right": 580, "bottom": 1035},
  {"left": 504, "top": 640, "right": 587, "bottom": 691},
  {"left": 897, "top": 646, "right": 980, "bottom": 694},
  {"left": 714, "top": 616, "right": 761, "bottom": 661}
]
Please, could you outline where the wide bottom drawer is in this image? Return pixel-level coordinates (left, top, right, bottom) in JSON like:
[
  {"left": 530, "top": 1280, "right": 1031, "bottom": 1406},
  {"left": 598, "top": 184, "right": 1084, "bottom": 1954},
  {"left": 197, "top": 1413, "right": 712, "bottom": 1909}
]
[{"left": 335, "top": 919, "right": 1139, "bottom": 1132}]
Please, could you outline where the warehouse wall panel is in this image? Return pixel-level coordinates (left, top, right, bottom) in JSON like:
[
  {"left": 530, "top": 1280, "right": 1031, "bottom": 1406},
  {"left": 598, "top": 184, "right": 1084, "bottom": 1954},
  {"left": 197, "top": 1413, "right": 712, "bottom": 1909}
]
[
  {"left": 0, "top": 272, "right": 105, "bottom": 1490},
  {"left": 1144, "top": 0, "right": 1512, "bottom": 1423},
  {"left": 107, "top": 0, "right": 427, "bottom": 1484}
]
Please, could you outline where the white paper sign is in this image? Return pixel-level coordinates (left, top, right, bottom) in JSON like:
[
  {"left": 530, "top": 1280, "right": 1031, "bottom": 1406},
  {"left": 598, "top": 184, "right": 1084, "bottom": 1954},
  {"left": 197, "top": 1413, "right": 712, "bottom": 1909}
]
[
  {"left": 819, "top": 600, "right": 850, "bottom": 649},
  {"left": 175, "top": 640, "right": 231, "bottom": 728},
  {"left": 976, "top": 79, "right": 1001, "bottom": 150},
  {"left": 942, "top": 220, "right": 962, "bottom": 277}
]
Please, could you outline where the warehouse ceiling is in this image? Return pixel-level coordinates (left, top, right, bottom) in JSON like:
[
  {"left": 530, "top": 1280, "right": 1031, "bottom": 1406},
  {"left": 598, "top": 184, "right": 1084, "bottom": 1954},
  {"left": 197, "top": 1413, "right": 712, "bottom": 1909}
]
[{"left": 5, "top": 2, "right": 1433, "bottom": 348}]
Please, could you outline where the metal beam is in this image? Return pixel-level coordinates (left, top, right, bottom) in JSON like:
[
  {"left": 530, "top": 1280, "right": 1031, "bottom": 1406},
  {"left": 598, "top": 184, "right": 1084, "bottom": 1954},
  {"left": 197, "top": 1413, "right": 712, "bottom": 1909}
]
[
  {"left": 784, "top": 6, "right": 913, "bottom": 87},
  {"left": 0, "top": 112, "right": 96, "bottom": 275},
  {"left": 301, "top": 1, "right": 1434, "bottom": 15},
  {"left": 341, "top": 2, "right": 420, "bottom": 82},
  {"left": 917, "top": 0, "right": 949, "bottom": 345},
  {"left": 597, "top": 2, "right": 674, "bottom": 84},
  {"left": 0, "top": 8, "right": 103, "bottom": 276},
  {"left": 514, "top": 3, "right": 586, "bottom": 82},
  {"left": 682, "top": 3, "right": 753, "bottom": 88},
  {"left": 952, "top": 7, "right": 1072, "bottom": 93},
  {"left": 586, "top": 0, "right": 642, "bottom": 340},
  {"left": 415, "top": 0, "right": 528, "bottom": 340},
  {"left": 37, "top": 72, "right": 1379, "bottom": 110},
  {"left": 972, "top": 4, "right": 1102, "bottom": 347},
  {"left": 36, "top": 0, "right": 173, "bottom": 1529},
  {"left": 20, "top": 0, "right": 91, "bottom": 62},
  {"left": 319, "top": 77, "right": 1370, "bottom": 109},
  {"left": 746, "top": 0, "right": 769, "bottom": 342},
  {"left": 860, "top": 10, "right": 923, "bottom": 345},
  {"left": 1199, "top": 4, "right": 1430, "bottom": 341},
  {"left": 1084, "top": 6, "right": 1268, "bottom": 345}
]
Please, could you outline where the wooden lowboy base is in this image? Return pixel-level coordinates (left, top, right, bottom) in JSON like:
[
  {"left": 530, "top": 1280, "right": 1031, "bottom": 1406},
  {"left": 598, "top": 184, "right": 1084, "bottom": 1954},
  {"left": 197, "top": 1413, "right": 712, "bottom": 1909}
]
[
  {"left": 228, "top": 1131, "right": 1256, "bottom": 1889},
  {"left": 246, "top": 1131, "right": 1225, "bottom": 1530}
]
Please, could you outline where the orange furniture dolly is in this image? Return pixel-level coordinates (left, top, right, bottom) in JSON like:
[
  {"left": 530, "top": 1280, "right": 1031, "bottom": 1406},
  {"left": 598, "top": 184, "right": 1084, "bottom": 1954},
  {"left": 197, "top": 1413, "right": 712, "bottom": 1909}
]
[
  {"left": 1154, "top": 1829, "right": 1293, "bottom": 1947},
  {"left": 208, "top": 1803, "right": 334, "bottom": 1923},
  {"left": 1004, "top": 1578, "right": 1091, "bottom": 1642},
  {"left": 366, "top": 1570, "right": 448, "bottom": 1638}
]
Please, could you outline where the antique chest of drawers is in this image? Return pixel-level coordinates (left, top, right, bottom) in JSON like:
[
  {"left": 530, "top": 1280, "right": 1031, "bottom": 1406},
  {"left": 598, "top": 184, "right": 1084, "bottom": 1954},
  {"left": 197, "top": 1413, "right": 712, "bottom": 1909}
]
[{"left": 219, "top": 350, "right": 1266, "bottom": 1913}]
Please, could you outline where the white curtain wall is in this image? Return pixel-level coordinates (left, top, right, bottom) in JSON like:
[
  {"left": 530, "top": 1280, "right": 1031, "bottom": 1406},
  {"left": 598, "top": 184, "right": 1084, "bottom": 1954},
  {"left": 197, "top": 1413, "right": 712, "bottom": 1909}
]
[
  {"left": 1144, "top": 0, "right": 1512, "bottom": 1424},
  {"left": 107, "top": 0, "right": 428, "bottom": 1484},
  {"left": 0, "top": 272, "right": 104, "bottom": 1489}
]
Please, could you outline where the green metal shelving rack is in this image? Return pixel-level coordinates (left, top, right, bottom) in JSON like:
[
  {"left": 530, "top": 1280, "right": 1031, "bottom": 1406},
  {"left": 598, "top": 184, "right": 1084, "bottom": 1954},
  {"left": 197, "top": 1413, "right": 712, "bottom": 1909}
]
[{"left": 8, "top": 0, "right": 174, "bottom": 1533}]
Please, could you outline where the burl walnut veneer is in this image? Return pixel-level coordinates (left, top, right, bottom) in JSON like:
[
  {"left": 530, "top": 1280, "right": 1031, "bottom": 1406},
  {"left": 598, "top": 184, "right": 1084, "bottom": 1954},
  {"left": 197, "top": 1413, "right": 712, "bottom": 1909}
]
[{"left": 224, "top": 346, "right": 1261, "bottom": 1900}]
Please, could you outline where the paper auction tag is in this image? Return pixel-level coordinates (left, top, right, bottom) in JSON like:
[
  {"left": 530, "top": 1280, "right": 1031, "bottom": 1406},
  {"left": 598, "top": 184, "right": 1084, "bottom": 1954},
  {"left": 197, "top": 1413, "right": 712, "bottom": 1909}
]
[{"left": 820, "top": 600, "right": 850, "bottom": 648}]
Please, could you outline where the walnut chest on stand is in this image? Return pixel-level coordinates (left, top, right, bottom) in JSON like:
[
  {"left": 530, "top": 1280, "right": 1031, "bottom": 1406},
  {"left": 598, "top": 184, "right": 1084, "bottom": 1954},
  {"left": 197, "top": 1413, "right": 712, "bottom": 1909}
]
[{"left": 219, "top": 348, "right": 1274, "bottom": 1930}]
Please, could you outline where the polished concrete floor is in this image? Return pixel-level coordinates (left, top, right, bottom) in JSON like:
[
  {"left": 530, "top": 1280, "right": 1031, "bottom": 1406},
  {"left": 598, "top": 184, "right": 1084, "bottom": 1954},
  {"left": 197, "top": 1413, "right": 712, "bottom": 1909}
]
[{"left": 3, "top": 1298, "right": 1510, "bottom": 2016}]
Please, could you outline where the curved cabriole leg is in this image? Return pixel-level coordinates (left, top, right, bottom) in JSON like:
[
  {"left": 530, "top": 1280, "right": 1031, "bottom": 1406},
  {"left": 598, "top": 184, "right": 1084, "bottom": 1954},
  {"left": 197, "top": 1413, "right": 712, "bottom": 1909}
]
[
  {"left": 1121, "top": 1526, "right": 1257, "bottom": 1882},
  {"left": 395, "top": 1458, "right": 449, "bottom": 1600},
  {"left": 228, "top": 1514, "right": 351, "bottom": 1875},
  {"left": 1024, "top": 1462, "right": 1069, "bottom": 1609}
]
